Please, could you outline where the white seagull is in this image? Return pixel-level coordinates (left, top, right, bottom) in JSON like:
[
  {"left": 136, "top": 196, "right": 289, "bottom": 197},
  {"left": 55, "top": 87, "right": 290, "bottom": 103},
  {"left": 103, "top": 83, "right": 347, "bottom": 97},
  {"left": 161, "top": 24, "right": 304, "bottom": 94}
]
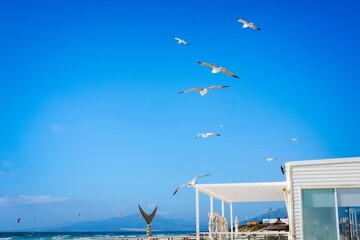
[
  {"left": 290, "top": 137, "right": 302, "bottom": 142},
  {"left": 266, "top": 157, "right": 277, "bottom": 161},
  {"left": 173, "top": 36, "right": 190, "bottom": 45},
  {"left": 198, "top": 62, "right": 239, "bottom": 78},
  {"left": 179, "top": 85, "right": 229, "bottom": 96},
  {"left": 237, "top": 18, "right": 261, "bottom": 30},
  {"left": 195, "top": 132, "right": 220, "bottom": 139},
  {"left": 173, "top": 174, "right": 211, "bottom": 195}
]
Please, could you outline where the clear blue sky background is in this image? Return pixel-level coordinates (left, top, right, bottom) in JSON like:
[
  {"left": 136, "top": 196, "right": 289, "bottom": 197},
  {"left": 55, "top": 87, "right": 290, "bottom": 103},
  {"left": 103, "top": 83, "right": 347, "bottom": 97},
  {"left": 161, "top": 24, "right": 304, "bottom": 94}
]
[{"left": 1, "top": 0, "right": 360, "bottom": 231}]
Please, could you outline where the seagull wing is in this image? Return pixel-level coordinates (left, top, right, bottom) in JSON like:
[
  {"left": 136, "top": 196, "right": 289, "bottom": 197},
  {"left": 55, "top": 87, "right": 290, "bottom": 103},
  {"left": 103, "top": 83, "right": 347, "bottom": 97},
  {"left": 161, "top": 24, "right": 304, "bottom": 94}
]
[
  {"left": 195, "top": 133, "right": 203, "bottom": 138},
  {"left": 209, "top": 132, "right": 220, "bottom": 136},
  {"left": 182, "top": 39, "right": 190, "bottom": 45},
  {"left": 237, "top": 18, "right": 249, "bottom": 25},
  {"left": 193, "top": 173, "right": 211, "bottom": 181},
  {"left": 198, "top": 62, "right": 218, "bottom": 69},
  {"left": 179, "top": 88, "right": 203, "bottom": 94},
  {"left": 173, "top": 183, "right": 186, "bottom": 195},
  {"left": 221, "top": 68, "right": 239, "bottom": 78},
  {"left": 249, "top": 23, "right": 261, "bottom": 30},
  {"left": 208, "top": 85, "right": 230, "bottom": 90},
  {"left": 174, "top": 36, "right": 181, "bottom": 42}
]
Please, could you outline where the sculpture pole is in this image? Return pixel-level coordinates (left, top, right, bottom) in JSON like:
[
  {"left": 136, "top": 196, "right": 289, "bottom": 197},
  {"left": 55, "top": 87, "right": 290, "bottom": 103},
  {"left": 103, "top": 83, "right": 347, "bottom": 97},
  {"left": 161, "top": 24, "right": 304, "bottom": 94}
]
[{"left": 138, "top": 204, "right": 158, "bottom": 237}]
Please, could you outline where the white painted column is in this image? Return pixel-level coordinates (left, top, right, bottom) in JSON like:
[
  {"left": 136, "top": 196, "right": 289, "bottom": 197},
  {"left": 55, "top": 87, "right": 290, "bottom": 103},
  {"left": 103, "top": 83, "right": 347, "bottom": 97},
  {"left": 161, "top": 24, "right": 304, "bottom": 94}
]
[
  {"left": 221, "top": 200, "right": 225, "bottom": 216},
  {"left": 230, "top": 203, "right": 233, "bottom": 240},
  {"left": 210, "top": 196, "right": 214, "bottom": 216},
  {"left": 334, "top": 188, "right": 340, "bottom": 240},
  {"left": 196, "top": 188, "right": 200, "bottom": 240}
]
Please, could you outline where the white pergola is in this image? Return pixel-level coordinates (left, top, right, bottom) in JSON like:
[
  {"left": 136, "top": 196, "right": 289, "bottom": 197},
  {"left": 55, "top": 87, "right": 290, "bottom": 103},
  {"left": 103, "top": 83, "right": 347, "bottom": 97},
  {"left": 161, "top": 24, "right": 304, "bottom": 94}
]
[{"left": 194, "top": 182, "right": 287, "bottom": 240}]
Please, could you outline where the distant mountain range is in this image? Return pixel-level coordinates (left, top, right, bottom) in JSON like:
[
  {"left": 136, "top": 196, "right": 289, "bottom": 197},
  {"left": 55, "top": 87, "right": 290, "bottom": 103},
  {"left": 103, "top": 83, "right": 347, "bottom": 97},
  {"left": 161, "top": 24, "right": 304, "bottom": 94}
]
[
  {"left": 243, "top": 207, "right": 288, "bottom": 224},
  {"left": 46, "top": 214, "right": 208, "bottom": 232},
  {"left": 23, "top": 208, "right": 288, "bottom": 232}
]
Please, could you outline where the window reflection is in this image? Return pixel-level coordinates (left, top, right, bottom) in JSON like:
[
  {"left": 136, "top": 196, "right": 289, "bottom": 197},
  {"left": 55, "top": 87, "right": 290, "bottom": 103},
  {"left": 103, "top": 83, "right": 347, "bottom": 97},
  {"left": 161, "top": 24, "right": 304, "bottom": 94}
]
[
  {"left": 302, "top": 189, "right": 337, "bottom": 240},
  {"left": 338, "top": 189, "right": 360, "bottom": 240}
]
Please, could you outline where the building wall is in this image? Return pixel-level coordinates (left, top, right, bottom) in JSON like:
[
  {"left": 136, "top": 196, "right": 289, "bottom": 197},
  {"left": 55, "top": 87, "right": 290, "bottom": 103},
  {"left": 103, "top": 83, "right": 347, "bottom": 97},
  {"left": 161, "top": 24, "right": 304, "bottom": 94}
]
[{"left": 287, "top": 157, "right": 360, "bottom": 239}]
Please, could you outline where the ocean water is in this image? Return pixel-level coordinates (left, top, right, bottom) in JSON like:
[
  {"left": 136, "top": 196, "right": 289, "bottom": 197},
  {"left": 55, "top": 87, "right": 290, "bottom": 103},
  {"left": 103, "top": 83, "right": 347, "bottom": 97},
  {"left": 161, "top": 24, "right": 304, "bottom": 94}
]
[{"left": 0, "top": 231, "right": 195, "bottom": 240}]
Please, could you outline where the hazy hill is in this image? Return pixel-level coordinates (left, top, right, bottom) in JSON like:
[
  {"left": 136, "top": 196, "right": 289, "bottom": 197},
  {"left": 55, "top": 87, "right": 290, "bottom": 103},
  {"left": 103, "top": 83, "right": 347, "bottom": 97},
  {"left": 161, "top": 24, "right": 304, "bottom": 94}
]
[
  {"left": 23, "top": 208, "right": 288, "bottom": 232},
  {"left": 242, "top": 207, "right": 288, "bottom": 224},
  {"left": 47, "top": 214, "right": 208, "bottom": 232}
]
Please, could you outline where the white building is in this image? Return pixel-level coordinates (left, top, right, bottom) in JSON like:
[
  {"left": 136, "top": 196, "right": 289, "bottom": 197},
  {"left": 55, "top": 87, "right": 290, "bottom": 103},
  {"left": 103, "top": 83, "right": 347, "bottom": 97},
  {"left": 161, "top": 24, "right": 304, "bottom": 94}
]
[{"left": 194, "top": 157, "right": 360, "bottom": 240}]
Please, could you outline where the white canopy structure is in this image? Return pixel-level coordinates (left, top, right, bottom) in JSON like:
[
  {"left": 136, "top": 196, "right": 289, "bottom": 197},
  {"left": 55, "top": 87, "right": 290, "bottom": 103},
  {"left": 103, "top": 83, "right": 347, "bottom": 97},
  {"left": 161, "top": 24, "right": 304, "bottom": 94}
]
[
  {"left": 196, "top": 182, "right": 286, "bottom": 203},
  {"left": 194, "top": 182, "right": 287, "bottom": 240}
]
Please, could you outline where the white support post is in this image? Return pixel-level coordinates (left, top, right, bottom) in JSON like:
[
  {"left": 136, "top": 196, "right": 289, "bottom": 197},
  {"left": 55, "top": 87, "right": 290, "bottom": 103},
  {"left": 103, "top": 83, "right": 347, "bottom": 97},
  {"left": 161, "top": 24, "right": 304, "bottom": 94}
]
[
  {"left": 221, "top": 200, "right": 225, "bottom": 217},
  {"left": 209, "top": 196, "right": 214, "bottom": 240},
  {"left": 334, "top": 188, "right": 340, "bottom": 240},
  {"left": 230, "top": 203, "right": 233, "bottom": 240},
  {"left": 196, "top": 188, "right": 200, "bottom": 240}
]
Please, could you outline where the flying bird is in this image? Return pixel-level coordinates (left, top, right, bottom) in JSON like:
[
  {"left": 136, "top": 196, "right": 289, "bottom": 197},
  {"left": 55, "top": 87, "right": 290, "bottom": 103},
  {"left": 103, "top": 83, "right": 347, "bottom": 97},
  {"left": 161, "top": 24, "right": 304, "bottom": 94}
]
[
  {"left": 218, "top": 123, "right": 225, "bottom": 128},
  {"left": 17, "top": 218, "right": 21, "bottom": 223},
  {"left": 195, "top": 132, "right": 220, "bottom": 139},
  {"left": 197, "top": 62, "right": 239, "bottom": 78},
  {"left": 173, "top": 36, "right": 190, "bottom": 45},
  {"left": 173, "top": 174, "right": 211, "bottom": 195},
  {"left": 290, "top": 137, "right": 302, "bottom": 142},
  {"left": 33, "top": 217, "right": 37, "bottom": 222},
  {"left": 266, "top": 157, "right": 277, "bottom": 161},
  {"left": 77, "top": 213, "right": 81, "bottom": 218},
  {"left": 179, "top": 86, "right": 229, "bottom": 96},
  {"left": 237, "top": 18, "right": 261, "bottom": 30}
]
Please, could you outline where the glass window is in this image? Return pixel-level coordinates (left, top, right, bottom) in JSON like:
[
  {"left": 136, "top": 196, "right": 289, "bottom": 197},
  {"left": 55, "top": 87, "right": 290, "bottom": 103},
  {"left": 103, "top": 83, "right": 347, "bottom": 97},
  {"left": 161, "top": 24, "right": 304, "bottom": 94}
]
[
  {"left": 337, "top": 189, "right": 360, "bottom": 240},
  {"left": 302, "top": 189, "right": 337, "bottom": 240}
]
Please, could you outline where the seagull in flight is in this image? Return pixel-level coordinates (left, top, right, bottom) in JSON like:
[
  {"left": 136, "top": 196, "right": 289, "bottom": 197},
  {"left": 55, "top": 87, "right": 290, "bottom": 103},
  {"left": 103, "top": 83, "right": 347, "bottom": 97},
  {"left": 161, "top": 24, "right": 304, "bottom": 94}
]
[
  {"left": 266, "top": 157, "right": 277, "bottom": 161},
  {"left": 173, "top": 174, "right": 211, "bottom": 195},
  {"left": 198, "top": 62, "right": 239, "bottom": 78},
  {"left": 17, "top": 218, "right": 21, "bottom": 223},
  {"left": 237, "top": 18, "right": 261, "bottom": 30},
  {"left": 195, "top": 132, "right": 220, "bottom": 139},
  {"left": 174, "top": 36, "right": 190, "bottom": 45},
  {"left": 290, "top": 137, "right": 302, "bottom": 142},
  {"left": 179, "top": 85, "right": 229, "bottom": 96}
]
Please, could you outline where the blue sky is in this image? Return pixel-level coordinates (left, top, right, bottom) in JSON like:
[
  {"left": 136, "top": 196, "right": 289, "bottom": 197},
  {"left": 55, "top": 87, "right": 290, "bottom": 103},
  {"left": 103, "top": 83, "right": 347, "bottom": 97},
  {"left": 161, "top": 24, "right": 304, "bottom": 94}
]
[{"left": 1, "top": 0, "right": 360, "bottom": 231}]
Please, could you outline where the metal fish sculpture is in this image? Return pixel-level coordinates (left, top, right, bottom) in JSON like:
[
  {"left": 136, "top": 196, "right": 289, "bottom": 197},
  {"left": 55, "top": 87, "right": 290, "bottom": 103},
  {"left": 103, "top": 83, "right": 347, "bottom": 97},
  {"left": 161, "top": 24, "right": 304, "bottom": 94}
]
[{"left": 138, "top": 204, "right": 158, "bottom": 237}]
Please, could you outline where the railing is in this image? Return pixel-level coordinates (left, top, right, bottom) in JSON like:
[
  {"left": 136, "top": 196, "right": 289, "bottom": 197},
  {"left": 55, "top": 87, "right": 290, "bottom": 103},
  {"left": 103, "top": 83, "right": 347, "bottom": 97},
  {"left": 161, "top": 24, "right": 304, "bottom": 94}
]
[{"left": 198, "top": 231, "right": 289, "bottom": 240}]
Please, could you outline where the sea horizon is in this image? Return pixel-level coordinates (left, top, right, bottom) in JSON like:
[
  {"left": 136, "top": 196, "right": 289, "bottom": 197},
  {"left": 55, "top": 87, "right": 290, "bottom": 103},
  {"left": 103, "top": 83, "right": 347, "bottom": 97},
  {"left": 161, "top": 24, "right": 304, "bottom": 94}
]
[{"left": 0, "top": 231, "right": 197, "bottom": 240}]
